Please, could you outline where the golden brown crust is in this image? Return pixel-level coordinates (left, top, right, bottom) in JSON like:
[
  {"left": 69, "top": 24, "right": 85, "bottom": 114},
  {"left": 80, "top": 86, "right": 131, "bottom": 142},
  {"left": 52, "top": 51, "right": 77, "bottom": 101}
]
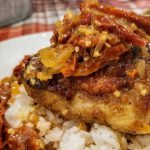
[
  {"left": 77, "top": 76, "right": 127, "bottom": 95},
  {"left": 24, "top": 82, "right": 150, "bottom": 134}
]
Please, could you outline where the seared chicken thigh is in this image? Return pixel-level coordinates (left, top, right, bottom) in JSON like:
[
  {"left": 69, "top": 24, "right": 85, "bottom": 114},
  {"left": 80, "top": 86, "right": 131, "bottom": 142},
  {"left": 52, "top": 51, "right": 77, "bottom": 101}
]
[{"left": 14, "top": 0, "right": 150, "bottom": 134}]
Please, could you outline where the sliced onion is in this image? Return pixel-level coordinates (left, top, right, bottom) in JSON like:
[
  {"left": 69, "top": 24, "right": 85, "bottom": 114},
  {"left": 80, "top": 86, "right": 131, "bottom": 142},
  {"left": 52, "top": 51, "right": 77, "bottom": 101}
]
[
  {"left": 141, "top": 47, "right": 150, "bottom": 59},
  {"left": 78, "top": 25, "right": 98, "bottom": 35},
  {"left": 39, "top": 45, "right": 74, "bottom": 68},
  {"left": 136, "top": 59, "right": 146, "bottom": 78},
  {"left": 37, "top": 66, "right": 62, "bottom": 81},
  {"left": 93, "top": 41, "right": 104, "bottom": 57},
  {"left": 93, "top": 32, "right": 108, "bottom": 57},
  {"left": 38, "top": 45, "right": 74, "bottom": 80}
]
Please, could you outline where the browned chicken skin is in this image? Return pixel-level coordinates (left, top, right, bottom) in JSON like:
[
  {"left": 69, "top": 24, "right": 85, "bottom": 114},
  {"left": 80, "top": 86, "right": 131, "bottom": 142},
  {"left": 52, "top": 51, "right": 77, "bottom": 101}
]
[{"left": 13, "top": 0, "right": 150, "bottom": 134}]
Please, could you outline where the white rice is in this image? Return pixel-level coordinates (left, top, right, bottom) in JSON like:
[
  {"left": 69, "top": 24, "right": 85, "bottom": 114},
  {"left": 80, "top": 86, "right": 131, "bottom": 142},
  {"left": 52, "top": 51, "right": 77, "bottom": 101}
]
[{"left": 4, "top": 83, "right": 150, "bottom": 150}]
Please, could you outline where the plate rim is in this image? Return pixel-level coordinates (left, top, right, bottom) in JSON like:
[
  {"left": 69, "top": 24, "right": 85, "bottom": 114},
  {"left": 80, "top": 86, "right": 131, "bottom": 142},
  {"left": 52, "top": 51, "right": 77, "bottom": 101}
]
[{"left": 0, "top": 31, "right": 51, "bottom": 43}]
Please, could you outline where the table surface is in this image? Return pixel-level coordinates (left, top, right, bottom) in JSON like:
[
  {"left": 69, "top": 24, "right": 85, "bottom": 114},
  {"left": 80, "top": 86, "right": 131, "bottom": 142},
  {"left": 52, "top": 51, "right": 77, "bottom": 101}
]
[{"left": 0, "top": 0, "right": 149, "bottom": 41}]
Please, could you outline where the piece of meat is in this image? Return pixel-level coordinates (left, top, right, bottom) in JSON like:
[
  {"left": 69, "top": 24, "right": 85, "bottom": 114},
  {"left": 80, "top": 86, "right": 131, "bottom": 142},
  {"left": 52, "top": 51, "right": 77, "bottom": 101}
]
[
  {"left": 19, "top": 0, "right": 150, "bottom": 134},
  {"left": 23, "top": 55, "right": 150, "bottom": 134},
  {"left": 26, "top": 52, "right": 134, "bottom": 100},
  {"left": 24, "top": 60, "right": 150, "bottom": 134},
  {"left": 75, "top": 56, "right": 133, "bottom": 95},
  {"left": 7, "top": 127, "right": 40, "bottom": 150},
  {"left": 77, "top": 76, "right": 128, "bottom": 95}
]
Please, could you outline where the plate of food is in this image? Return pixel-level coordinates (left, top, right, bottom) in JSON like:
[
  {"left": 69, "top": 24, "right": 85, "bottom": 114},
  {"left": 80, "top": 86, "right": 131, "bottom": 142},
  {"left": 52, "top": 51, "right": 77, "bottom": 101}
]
[{"left": 0, "top": 0, "right": 150, "bottom": 149}]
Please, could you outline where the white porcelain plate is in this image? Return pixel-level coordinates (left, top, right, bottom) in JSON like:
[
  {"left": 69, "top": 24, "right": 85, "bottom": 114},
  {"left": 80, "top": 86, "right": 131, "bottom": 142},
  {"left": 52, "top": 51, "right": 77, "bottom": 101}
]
[{"left": 0, "top": 32, "right": 52, "bottom": 79}]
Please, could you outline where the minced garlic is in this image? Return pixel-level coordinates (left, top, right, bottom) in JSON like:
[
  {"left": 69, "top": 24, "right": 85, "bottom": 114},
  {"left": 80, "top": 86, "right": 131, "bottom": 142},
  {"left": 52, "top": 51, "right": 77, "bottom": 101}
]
[
  {"left": 141, "top": 89, "right": 148, "bottom": 96},
  {"left": 11, "top": 81, "right": 20, "bottom": 95},
  {"left": 84, "top": 56, "right": 89, "bottom": 61},
  {"left": 85, "top": 40, "right": 91, "bottom": 47},
  {"left": 93, "top": 51, "right": 100, "bottom": 57},
  {"left": 113, "top": 90, "right": 121, "bottom": 97},
  {"left": 7, "top": 128, "right": 15, "bottom": 135},
  {"left": 62, "top": 109, "right": 68, "bottom": 115},
  {"left": 75, "top": 46, "right": 80, "bottom": 52}
]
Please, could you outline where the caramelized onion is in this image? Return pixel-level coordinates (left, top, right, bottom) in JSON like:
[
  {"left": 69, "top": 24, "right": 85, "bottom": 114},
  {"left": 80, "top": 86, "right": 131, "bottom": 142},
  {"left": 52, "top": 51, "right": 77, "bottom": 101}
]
[
  {"left": 73, "top": 44, "right": 128, "bottom": 76},
  {"left": 61, "top": 54, "right": 77, "bottom": 77},
  {"left": 93, "top": 32, "right": 108, "bottom": 57},
  {"left": 95, "top": 16, "right": 148, "bottom": 47},
  {"left": 38, "top": 45, "right": 74, "bottom": 80},
  {"left": 39, "top": 45, "right": 74, "bottom": 68},
  {"left": 80, "top": 0, "right": 150, "bottom": 34},
  {"left": 37, "top": 66, "right": 62, "bottom": 81},
  {"left": 136, "top": 59, "right": 146, "bottom": 78},
  {"left": 77, "top": 25, "right": 98, "bottom": 35},
  {"left": 97, "top": 3, "right": 150, "bottom": 34},
  {"left": 141, "top": 47, "right": 150, "bottom": 59}
]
